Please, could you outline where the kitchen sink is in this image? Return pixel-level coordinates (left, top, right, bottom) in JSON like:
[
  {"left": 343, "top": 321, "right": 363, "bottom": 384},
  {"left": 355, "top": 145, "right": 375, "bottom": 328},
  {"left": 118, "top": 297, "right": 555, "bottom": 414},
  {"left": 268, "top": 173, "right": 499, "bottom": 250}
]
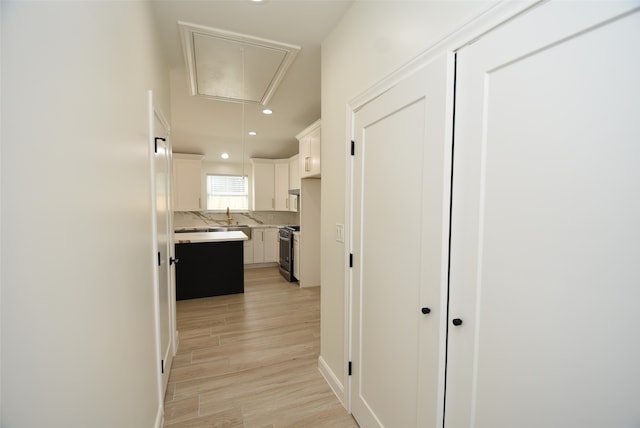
[{"left": 175, "top": 228, "right": 210, "bottom": 233}]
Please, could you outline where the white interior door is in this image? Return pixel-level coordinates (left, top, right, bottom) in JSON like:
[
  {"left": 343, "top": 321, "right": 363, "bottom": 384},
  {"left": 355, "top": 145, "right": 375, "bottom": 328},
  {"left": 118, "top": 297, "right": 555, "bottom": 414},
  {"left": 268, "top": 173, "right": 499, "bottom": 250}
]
[
  {"left": 150, "top": 93, "right": 174, "bottom": 399},
  {"left": 447, "top": 2, "right": 640, "bottom": 427},
  {"left": 351, "top": 54, "right": 453, "bottom": 427}
]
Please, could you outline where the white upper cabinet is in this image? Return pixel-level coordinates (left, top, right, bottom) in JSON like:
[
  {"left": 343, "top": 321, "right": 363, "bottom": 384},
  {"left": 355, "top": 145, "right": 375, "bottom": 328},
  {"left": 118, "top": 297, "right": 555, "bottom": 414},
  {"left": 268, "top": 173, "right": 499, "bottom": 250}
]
[
  {"left": 172, "top": 153, "right": 203, "bottom": 211},
  {"left": 297, "top": 119, "right": 321, "bottom": 178},
  {"left": 251, "top": 158, "right": 291, "bottom": 212},
  {"left": 289, "top": 154, "right": 300, "bottom": 212},
  {"left": 251, "top": 159, "right": 276, "bottom": 211},
  {"left": 274, "top": 161, "right": 290, "bottom": 211}
]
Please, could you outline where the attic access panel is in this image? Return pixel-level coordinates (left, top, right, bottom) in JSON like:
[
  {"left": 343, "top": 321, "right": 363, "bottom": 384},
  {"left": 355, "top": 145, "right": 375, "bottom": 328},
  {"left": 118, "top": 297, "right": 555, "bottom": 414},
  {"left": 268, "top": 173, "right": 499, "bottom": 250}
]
[{"left": 179, "top": 22, "right": 301, "bottom": 105}]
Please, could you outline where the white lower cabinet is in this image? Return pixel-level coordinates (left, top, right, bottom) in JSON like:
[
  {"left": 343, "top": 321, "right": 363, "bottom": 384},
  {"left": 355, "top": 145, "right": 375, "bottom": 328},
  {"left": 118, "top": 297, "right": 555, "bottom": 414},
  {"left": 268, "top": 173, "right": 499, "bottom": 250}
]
[
  {"left": 252, "top": 229, "right": 265, "bottom": 263},
  {"left": 243, "top": 239, "right": 253, "bottom": 265},
  {"left": 264, "top": 228, "right": 278, "bottom": 263},
  {"left": 251, "top": 227, "right": 278, "bottom": 264}
]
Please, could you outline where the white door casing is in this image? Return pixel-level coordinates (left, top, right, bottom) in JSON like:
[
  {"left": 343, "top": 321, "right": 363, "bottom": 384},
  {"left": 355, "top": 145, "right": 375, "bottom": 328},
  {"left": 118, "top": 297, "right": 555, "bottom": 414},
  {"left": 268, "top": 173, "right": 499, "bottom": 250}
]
[
  {"left": 350, "top": 54, "right": 453, "bottom": 427},
  {"left": 149, "top": 92, "right": 175, "bottom": 402},
  {"left": 447, "top": 2, "right": 640, "bottom": 427}
]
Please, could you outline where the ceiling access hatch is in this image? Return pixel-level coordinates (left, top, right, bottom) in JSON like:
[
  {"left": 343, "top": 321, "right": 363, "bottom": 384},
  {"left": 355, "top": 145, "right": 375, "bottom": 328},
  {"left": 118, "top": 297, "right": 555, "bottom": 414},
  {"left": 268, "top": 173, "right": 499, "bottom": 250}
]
[{"left": 179, "top": 22, "right": 301, "bottom": 105}]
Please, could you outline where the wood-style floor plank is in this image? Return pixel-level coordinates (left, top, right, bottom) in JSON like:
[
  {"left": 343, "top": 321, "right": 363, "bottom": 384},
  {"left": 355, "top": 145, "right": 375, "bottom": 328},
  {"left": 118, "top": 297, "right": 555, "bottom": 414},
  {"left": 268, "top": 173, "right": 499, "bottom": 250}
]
[{"left": 163, "top": 267, "right": 358, "bottom": 427}]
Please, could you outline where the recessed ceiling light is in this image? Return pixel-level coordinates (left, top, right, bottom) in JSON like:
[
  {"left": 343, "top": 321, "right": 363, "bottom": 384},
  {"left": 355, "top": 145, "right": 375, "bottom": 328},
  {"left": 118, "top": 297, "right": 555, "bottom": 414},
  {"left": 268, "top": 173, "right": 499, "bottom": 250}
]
[
  {"left": 262, "top": 108, "right": 273, "bottom": 115},
  {"left": 221, "top": 153, "right": 229, "bottom": 159},
  {"left": 248, "top": 131, "right": 257, "bottom": 136}
]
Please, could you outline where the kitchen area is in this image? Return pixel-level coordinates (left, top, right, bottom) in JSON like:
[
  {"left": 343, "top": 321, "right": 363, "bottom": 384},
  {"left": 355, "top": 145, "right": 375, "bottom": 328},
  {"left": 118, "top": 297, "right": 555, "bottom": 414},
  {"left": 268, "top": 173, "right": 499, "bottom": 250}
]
[
  {"left": 171, "top": 119, "right": 322, "bottom": 300},
  {"left": 156, "top": 15, "right": 328, "bottom": 303}
]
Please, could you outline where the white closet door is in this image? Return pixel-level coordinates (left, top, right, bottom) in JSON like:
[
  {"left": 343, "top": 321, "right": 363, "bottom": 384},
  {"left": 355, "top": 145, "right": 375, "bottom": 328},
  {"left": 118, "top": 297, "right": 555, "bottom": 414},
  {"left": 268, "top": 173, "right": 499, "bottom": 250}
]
[
  {"left": 351, "top": 54, "right": 452, "bottom": 427},
  {"left": 448, "top": 2, "right": 640, "bottom": 427}
]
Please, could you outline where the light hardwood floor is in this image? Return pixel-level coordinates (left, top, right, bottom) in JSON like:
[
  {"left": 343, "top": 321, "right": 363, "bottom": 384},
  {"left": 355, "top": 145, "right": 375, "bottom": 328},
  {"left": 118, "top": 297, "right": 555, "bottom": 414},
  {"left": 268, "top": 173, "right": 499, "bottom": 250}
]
[{"left": 163, "top": 266, "right": 358, "bottom": 427}]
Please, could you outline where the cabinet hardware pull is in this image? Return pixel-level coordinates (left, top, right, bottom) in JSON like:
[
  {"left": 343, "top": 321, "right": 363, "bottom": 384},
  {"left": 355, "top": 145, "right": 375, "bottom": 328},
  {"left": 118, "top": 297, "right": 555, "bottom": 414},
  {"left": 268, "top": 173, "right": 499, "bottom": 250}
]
[
  {"left": 421, "top": 307, "right": 431, "bottom": 314},
  {"left": 305, "top": 156, "right": 311, "bottom": 172},
  {"left": 452, "top": 318, "right": 463, "bottom": 326}
]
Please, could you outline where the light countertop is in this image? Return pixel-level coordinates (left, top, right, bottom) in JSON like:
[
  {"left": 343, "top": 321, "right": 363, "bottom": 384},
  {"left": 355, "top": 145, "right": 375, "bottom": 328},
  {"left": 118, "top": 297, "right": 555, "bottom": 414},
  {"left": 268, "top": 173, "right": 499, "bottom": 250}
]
[
  {"left": 174, "top": 231, "right": 248, "bottom": 244},
  {"left": 174, "top": 224, "right": 286, "bottom": 233}
]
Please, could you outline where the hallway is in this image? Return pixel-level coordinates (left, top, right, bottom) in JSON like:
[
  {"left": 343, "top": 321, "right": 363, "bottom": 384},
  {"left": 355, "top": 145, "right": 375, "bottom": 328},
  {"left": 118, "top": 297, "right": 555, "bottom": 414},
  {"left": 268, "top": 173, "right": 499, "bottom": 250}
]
[{"left": 163, "top": 267, "right": 357, "bottom": 427}]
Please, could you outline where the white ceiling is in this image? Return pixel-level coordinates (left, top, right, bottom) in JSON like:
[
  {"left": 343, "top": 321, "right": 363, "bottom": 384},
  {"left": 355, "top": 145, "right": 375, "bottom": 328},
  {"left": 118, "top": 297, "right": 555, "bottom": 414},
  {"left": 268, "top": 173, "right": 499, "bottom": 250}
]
[{"left": 151, "top": 0, "right": 353, "bottom": 163}]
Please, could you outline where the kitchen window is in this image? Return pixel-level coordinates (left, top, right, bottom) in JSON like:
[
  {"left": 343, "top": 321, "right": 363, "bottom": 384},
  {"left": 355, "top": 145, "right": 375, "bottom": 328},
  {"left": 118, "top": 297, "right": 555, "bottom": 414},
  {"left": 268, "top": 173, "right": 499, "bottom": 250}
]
[{"left": 206, "top": 174, "right": 248, "bottom": 210}]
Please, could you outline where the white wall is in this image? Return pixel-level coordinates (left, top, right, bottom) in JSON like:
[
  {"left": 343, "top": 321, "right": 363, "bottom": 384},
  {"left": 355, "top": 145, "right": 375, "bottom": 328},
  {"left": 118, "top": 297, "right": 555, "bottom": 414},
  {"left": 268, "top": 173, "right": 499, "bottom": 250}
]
[
  {"left": 1, "top": 1, "right": 170, "bottom": 426},
  {"left": 320, "top": 0, "right": 497, "bottom": 398}
]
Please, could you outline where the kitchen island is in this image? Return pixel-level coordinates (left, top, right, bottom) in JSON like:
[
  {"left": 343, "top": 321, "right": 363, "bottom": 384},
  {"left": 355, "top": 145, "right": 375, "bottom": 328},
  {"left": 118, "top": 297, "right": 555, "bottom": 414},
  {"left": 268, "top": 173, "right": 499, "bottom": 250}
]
[{"left": 174, "top": 231, "right": 248, "bottom": 300}]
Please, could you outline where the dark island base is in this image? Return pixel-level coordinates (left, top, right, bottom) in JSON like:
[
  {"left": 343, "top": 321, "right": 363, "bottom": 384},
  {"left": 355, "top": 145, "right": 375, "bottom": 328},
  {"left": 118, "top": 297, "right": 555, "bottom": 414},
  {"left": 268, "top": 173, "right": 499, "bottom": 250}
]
[{"left": 175, "top": 240, "right": 244, "bottom": 300}]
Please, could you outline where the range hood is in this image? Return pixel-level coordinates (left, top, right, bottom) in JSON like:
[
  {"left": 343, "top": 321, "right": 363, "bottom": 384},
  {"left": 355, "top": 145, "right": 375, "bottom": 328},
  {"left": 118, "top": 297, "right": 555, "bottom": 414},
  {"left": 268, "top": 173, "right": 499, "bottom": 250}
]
[{"left": 288, "top": 189, "right": 300, "bottom": 196}]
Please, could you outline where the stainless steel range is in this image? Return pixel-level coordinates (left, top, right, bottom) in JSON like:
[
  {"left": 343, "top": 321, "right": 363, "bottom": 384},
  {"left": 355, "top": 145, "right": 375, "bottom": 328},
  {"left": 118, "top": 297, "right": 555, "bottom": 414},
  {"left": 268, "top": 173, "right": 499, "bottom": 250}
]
[{"left": 279, "top": 225, "right": 300, "bottom": 282}]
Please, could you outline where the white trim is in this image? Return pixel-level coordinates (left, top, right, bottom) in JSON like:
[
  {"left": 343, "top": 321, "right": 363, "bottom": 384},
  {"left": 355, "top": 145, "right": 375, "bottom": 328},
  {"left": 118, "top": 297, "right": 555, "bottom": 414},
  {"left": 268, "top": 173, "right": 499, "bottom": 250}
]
[
  {"left": 154, "top": 406, "right": 164, "bottom": 428},
  {"left": 436, "top": 50, "right": 458, "bottom": 428},
  {"left": 343, "top": 103, "right": 355, "bottom": 413},
  {"left": 148, "top": 91, "right": 162, "bottom": 408},
  {"left": 173, "top": 153, "right": 203, "bottom": 160},
  {"left": 318, "top": 356, "right": 346, "bottom": 409},
  {"left": 167, "top": 128, "right": 179, "bottom": 360},
  {"left": 295, "top": 118, "right": 321, "bottom": 141},
  {"left": 149, "top": 90, "right": 176, "bottom": 411},
  {"left": 349, "top": 0, "right": 539, "bottom": 112}
]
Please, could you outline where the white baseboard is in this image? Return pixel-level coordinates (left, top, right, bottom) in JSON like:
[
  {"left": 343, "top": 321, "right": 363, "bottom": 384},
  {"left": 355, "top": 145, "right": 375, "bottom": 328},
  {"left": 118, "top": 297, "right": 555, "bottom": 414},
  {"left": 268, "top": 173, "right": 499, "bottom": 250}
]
[
  {"left": 244, "top": 262, "right": 278, "bottom": 269},
  {"left": 154, "top": 405, "right": 164, "bottom": 428},
  {"left": 318, "top": 355, "right": 346, "bottom": 410}
]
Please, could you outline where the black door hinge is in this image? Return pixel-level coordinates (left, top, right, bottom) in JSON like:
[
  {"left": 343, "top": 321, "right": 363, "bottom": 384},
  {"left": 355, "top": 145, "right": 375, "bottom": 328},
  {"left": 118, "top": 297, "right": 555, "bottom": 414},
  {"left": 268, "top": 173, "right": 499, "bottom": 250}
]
[
  {"left": 157, "top": 251, "right": 161, "bottom": 267},
  {"left": 348, "top": 361, "right": 352, "bottom": 376},
  {"left": 349, "top": 253, "right": 353, "bottom": 268},
  {"left": 351, "top": 140, "right": 355, "bottom": 156}
]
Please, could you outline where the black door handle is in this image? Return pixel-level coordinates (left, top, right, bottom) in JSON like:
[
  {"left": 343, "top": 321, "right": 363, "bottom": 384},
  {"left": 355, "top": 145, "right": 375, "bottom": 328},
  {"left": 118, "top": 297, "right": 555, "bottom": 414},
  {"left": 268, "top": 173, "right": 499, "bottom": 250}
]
[
  {"left": 452, "top": 318, "right": 463, "bottom": 326},
  {"left": 421, "top": 307, "right": 431, "bottom": 314},
  {"left": 170, "top": 257, "right": 179, "bottom": 265}
]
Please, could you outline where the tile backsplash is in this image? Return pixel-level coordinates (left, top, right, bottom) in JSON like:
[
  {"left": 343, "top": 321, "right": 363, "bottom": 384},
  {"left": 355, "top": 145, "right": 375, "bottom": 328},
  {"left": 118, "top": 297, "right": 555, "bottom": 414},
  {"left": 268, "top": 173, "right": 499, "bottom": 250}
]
[{"left": 173, "top": 211, "right": 299, "bottom": 229}]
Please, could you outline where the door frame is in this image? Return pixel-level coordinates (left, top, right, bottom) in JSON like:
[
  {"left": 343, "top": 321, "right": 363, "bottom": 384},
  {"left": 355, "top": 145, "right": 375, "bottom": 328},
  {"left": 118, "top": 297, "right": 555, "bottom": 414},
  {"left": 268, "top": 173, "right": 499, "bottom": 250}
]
[
  {"left": 148, "top": 91, "right": 177, "bottom": 406},
  {"left": 342, "top": 0, "right": 540, "bottom": 417}
]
